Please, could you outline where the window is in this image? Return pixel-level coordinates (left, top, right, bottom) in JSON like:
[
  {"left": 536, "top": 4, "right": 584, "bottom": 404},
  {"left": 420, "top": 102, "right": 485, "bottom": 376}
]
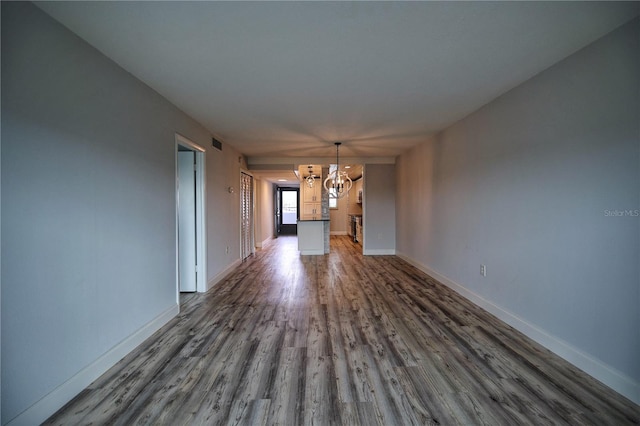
[
  {"left": 282, "top": 190, "right": 298, "bottom": 224},
  {"left": 329, "top": 188, "right": 337, "bottom": 209}
]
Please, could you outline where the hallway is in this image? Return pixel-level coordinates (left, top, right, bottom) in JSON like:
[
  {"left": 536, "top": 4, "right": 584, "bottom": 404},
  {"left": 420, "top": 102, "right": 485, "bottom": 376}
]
[{"left": 45, "top": 236, "right": 639, "bottom": 425}]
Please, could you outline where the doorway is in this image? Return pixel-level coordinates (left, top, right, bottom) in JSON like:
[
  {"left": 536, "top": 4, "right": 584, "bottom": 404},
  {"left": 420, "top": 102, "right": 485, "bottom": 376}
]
[
  {"left": 278, "top": 187, "right": 299, "bottom": 235},
  {"left": 176, "top": 134, "right": 206, "bottom": 297}
]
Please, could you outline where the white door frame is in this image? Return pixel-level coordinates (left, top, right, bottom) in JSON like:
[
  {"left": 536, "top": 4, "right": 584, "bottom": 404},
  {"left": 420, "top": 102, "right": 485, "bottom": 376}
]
[{"left": 175, "top": 133, "right": 207, "bottom": 301}]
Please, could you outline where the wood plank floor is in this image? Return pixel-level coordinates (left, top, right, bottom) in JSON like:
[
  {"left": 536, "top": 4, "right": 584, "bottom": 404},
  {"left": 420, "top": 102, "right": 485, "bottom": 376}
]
[{"left": 46, "top": 235, "right": 639, "bottom": 425}]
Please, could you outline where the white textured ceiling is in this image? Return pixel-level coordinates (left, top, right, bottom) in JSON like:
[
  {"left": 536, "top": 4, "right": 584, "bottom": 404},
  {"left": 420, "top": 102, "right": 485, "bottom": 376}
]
[{"left": 37, "top": 1, "right": 638, "bottom": 161}]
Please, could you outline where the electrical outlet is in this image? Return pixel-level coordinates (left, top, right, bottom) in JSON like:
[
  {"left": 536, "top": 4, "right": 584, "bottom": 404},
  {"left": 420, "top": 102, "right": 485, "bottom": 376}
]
[
  {"left": 480, "top": 264, "right": 487, "bottom": 277},
  {"left": 226, "top": 246, "right": 230, "bottom": 254}
]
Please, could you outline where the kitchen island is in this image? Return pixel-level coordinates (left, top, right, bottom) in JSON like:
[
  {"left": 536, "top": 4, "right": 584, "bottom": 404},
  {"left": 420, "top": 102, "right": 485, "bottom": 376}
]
[{"left": 297, "top": 219, "right": 330, "bottom": 255}]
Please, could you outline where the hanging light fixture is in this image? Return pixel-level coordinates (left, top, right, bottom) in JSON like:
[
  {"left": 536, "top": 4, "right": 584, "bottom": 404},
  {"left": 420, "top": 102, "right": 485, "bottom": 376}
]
[
  {"left": 305, "top": 165, "right": 315, "bottom": 188},
  {"left": 305, "top": 174, "right": 315, "bottom": 188},
  {"left": 323, "top": 142, "right": 352, "bottom": 199}
]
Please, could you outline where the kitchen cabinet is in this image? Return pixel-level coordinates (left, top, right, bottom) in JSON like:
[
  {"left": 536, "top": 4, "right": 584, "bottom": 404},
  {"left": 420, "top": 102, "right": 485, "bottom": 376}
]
[
  {"left": 301, "top": 181, "right": 322, "bottom": 220},
  {"left": 302, "top": 202, "right": 321, "bottom": 219},
  {"left": 303, "top": 182, "right": 321, "bottom": 203}
]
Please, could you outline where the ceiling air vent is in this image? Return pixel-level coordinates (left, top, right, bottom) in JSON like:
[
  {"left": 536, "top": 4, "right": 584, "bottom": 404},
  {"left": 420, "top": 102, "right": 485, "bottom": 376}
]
[{"left": 211, "top": 137, "right": 222, "bottom": 151}]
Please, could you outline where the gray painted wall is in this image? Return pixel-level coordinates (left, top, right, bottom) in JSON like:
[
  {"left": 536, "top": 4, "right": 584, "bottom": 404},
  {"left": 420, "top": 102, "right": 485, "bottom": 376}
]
[
  {"left": 396, "top": 19, "right": 639, "bottom": 402},
  {"left": 205, "top": 145, "right": 246, "bottom": 280},
  {"left": 364, "top": 164, "right": 396, "bottom": 254},
  {"left": 1, "top": 3, "right": 243, "bottom": 423},
  {"left": 255, "top": 179, "right": 274, "bottom": 247}
]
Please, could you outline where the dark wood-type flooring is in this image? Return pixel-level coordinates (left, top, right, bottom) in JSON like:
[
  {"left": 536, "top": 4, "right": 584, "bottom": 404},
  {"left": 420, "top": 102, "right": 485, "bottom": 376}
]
[{"left": 46, "top": 235, "right": 639, "bottom": 425}]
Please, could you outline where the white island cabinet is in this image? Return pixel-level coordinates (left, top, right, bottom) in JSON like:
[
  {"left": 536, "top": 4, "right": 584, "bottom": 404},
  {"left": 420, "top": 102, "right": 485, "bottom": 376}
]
[{"left": 297, "top": 219, "right": 328, "bottom": 255}]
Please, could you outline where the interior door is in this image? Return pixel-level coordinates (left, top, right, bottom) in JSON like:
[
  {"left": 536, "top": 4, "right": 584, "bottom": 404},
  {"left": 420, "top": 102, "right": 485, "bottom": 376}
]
[{"left": 178, "top": 151, "right": 197, "bottom": 292}]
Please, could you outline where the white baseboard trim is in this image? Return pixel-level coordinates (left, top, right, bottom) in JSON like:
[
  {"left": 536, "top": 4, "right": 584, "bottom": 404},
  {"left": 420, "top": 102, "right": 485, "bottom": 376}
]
[
  {"left": 395, "top": 251, "right": 640, "bottom": 405},
  {"left": 363, "top": 248, "right": 396, "bottom": 255},
  {"left": 300, "top": 249, "right": 325, "bottom": 255},
  {"left": 206, "top": 259, "right": 242, "bottom": 292},
  {"left": 7, "top": 304, "right": 180, "bottom": 426},
  {"left": 258, "top": 236, "right": 273, "bottom": 249},
  {"left": 330, "top": 231, "right": 348, "bottom": 235}
]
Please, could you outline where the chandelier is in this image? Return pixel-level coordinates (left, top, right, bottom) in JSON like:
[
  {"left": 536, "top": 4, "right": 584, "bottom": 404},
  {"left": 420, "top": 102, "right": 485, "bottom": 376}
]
[
  {"left": 305, "top": 174, "right": 315, "bottom": 188},
  {"left": 305, "top": 165, "right": 316, "bottom": 188},
  {"left": 323, "top": 142, "right": 352, "bottom": 199}
]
